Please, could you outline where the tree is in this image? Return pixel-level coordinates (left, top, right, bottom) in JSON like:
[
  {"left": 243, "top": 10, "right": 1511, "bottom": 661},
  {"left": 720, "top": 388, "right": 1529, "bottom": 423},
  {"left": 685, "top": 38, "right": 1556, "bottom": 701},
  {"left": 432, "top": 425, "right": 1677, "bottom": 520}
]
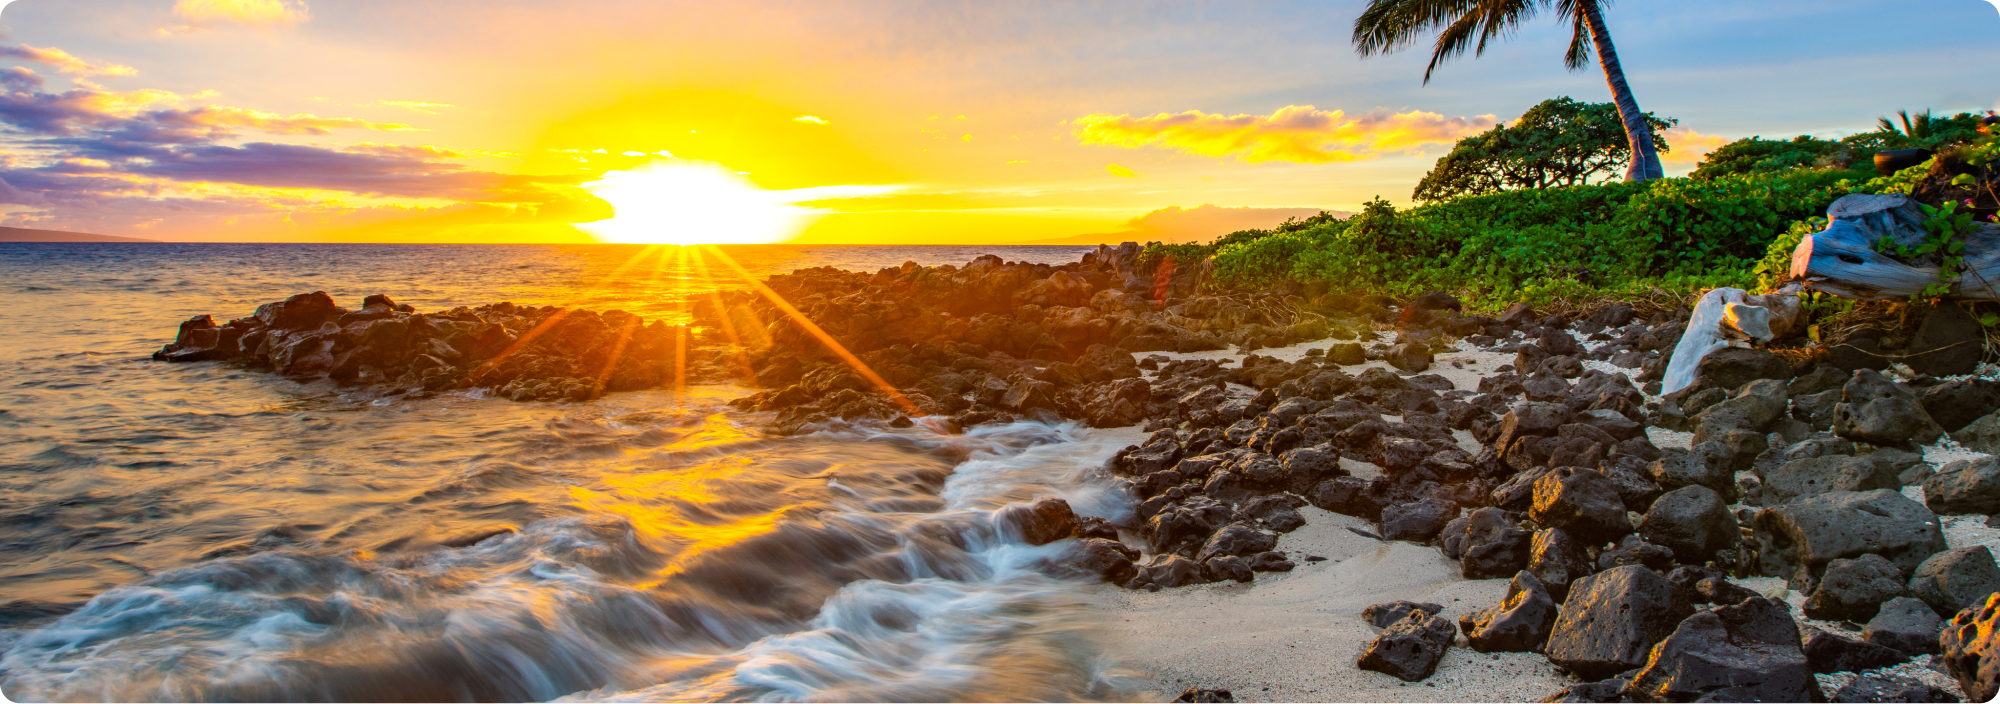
[
  {"left": 1412, "top": 97, "right": 1672, "bottom": 202},
  {"left": 1688, "top": 135, "right": 1840, "bottom": 181},
  {"left": 1353, "top": 0, "right": 1667, "bottom": 182}
]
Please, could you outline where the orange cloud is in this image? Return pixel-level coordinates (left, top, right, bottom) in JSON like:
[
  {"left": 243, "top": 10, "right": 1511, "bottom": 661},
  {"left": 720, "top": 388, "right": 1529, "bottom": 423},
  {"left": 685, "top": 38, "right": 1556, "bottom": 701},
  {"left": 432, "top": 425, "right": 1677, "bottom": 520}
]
[
  {"left": 1659, "top": 126, "right": 1733, "bottom": 165},
  {"left": 1072, "top": 105, "right": 1498, "bottom": 163},
  {"left": 172, "top": 0, "right": 309, "bottom": 28},
  {"left": 0, "top": 45, "right": 136, "bottom": 78},
  {"left": 160, "top": 105, "right": 415, "bottom": 134}
]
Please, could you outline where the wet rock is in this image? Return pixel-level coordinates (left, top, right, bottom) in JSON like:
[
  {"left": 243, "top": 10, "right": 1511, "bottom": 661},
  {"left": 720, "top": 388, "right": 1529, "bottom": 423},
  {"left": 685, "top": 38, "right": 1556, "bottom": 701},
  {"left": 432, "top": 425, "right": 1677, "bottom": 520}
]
[
  {"left": 1753, "top": 490, "right": 1948, "bottom": 589},
  {"left": 1527, "top": 527, "right": 1594, "bottom": 602},
  {"left": 1129, "top": 554, "right": 1206, "bottom": 590},
  {"left": 1363, "top": 600, "right": 1444, "bottom": 628},
  {"left": 1460, "top": 571, "right": 1559, "bottom": 653},
  {"left": 1440, "top": 507, "right": 1533, "bottom": 579},
  {"left": 1865, "top": 596, "right": 1945, "bottom": 656},
  {"left": 1622, "top": 597, "right": 1821, "bottom": 703},
  {"left": 1171, "top": 687, "right": 1235, "bottom": 703},
  {"left": 1071, "top": 538, "right": 1140, "bottom": 585},
  {"left": 1530, "top": 467, "right": 1633, "bottom": 544},
  {"left": 1638, "top": 485, "right": 1735, "bottom": 565},
  {"left": 1546, "top": 565, "right": 1694, "bottom": 681},
  {"left": 1908, "top": 546, "right": 2000, "bottom": 619},
  {"left": 1834, "top": 369, "right": 1945, "bottom": 447},
  {"left": 1764, "top": 454, "right": 1904, "bottom": 505},
  {"left": 1805, "top": 553, "right": 1908, "bottom": 622},
  {"left": 1918, "top": 378, "right": 2000, "bottom": 433},
  {"left": 999, "top": 497, "right": 1080, "bottom": 545},
  {"left": 1356, "top": 610, "right": 1456, "bottom": 682},
  {"left": 1829, "top": 675, "right": 1957, "bottom": 703},
  {"left": 1195, "top": 522, "right": 1278, "bottom": 564},
  {"left": 1380, "top": 498, "right": 1458, "bottom": 542},
  {"left": 1940, "top": 592, "right": 2000, "bottom": 702},
  {"left": 1802, "top": 627, "right": 1909, "bottom": 674},
  {"left": 1924, "top": 458, "right": 2000, "bottom": 516}
]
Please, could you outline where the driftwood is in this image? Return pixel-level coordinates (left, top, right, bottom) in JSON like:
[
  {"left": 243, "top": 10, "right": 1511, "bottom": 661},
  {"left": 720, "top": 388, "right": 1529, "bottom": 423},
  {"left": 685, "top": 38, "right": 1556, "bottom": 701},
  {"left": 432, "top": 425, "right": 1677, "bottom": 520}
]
[
  {"left": 1662, "top": 288, "right": 1802, "bottom": 395},
  {"left": 1789, "top": 193, "right": 2000, "bottom": 300}
]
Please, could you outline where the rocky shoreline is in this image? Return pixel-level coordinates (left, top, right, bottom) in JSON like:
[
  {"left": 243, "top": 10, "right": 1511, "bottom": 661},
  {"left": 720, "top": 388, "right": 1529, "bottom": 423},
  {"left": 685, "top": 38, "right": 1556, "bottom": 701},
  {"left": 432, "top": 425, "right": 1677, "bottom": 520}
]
[{"left": 154, "top": 244, "right": 2000, "bottom": 702}]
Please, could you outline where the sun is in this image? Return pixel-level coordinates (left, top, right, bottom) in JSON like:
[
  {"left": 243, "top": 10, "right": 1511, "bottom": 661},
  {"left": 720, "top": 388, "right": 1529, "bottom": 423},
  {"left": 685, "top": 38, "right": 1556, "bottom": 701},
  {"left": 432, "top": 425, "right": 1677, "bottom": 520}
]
[{"left": 578, "top": 161, "right": 894, "bottom": 245}]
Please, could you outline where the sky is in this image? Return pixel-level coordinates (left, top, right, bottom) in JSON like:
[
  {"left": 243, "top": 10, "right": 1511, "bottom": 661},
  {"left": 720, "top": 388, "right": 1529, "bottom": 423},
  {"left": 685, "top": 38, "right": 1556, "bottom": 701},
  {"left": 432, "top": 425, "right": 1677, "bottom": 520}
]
[{"left": 0, "top": 0, "right": 1994, "bottom": 244}]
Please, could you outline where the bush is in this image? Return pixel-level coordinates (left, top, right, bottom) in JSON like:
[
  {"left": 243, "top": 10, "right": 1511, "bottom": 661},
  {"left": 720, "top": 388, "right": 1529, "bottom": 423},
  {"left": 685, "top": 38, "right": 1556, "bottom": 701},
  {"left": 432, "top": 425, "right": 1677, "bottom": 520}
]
[
  {"left": 1691, "top": 136, "right": 1840, "bottom": 180},
  {"left": 1412, "top": 97, "right": 1673, "bottom": 202}
]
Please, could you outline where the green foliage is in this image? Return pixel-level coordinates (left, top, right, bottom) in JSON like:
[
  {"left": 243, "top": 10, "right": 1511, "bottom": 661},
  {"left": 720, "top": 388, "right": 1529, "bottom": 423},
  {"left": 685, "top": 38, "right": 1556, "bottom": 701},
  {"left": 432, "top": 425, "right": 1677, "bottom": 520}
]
[
  {"left": 1755, "top": 217, "right": 1824, "bottom": 292},
  {"left": 1413, "top": 97, "right": 1674, "bottom": 202},
  {"left": 1870, "top": 200, "right": 1981, "bottom": 297},
  {"left": 1691, "top": 136, "right": 1841, "bottom": 180},
  {"left": 1871, "top": 110, "right": 1986, "bottom": 150}
]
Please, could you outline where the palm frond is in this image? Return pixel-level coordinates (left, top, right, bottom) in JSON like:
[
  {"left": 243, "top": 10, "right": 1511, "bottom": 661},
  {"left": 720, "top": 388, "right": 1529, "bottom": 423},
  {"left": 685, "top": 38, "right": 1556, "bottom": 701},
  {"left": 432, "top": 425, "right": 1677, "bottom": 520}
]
[
  {"left": 1898, "top": 109, "right": 1914, "bottom": 136},
  {"left": 1877, "top": 116, "right": 1899, "bottom": 135}
]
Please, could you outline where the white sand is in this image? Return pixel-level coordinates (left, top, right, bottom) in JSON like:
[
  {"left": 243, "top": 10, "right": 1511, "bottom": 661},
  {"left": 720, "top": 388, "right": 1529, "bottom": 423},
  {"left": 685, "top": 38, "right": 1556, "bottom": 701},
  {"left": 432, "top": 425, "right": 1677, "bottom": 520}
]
[{"left": 1093, "top": 506, "right": 1571, "bottom": 703}]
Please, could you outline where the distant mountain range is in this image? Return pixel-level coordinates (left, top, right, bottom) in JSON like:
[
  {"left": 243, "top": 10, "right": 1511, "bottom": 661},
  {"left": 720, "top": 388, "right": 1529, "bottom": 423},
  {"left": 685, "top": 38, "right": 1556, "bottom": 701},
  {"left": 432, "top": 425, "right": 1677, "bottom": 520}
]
[{"left": 0, "top": 226, "right": 155, "bottom": 242}]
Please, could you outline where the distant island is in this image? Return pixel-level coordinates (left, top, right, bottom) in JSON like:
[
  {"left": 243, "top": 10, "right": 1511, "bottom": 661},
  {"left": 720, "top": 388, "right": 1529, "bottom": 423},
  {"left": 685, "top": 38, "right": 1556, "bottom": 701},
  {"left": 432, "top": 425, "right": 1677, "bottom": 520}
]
[{"left": 0, "top": 226, "right": 155, "bottom": 243}]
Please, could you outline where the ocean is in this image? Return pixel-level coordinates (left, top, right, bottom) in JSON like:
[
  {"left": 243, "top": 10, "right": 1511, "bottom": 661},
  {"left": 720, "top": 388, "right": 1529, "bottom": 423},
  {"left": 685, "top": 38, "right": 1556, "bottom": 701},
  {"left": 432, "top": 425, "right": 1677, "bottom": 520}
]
[{"left": 0, "top": 243, "right": 1149, "bottom": 701}]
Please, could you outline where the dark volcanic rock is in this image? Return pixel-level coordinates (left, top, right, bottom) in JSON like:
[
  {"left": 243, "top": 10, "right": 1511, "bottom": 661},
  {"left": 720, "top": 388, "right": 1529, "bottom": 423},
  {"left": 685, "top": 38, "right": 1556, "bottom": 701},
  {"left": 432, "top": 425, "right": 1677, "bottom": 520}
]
[
  {"left": 1308, "top": 476, "right": 1382, "bottom": 520},
  {"left": 1440, "top": 507, "right": 1533, "bottom": 579},
  {"left": 1195, "top": 522, "right": 1278, "bottom": 563},
  {"left": 1696, "top": 347, "right": 1791, "bottom": 391},
  {"left": 1764, "top": 454, "right": 1904, "bottom": 505},
  {"left": 1356, "top": 610, "right": 1456, "bottom": 682},
  {"left": 1171, "top": 687, "right": 1236, "bottom": 703},
  {"left": 1460, "top": 571, "right": 1559, "bottom": 653},
  {"left": 1203, "top": 554, "right": 1253, "bottom": 583},
  {"left": 1622, "top": 597, "right": 1821, "bottom": 703},
  {"left": 1595, "top": 534, "right": 1676, "bottom": 572},
  {"left": 1941, "top": 592, "right": 2000, "bottom": 702},
  {"left": 1753, "top": 490, "right": 1948, "bottom": 589},
  {"left": 1865, "top": 596, "right": 1945, "bottom": 656},
  {"left": 1070, "top": 538, "right": 1140, "bottom": 585},
  {"left": 1804, "top": 553, "right": 1908, "bottom": 622},
  {"left": 1648, "top": 443, "right": 1736, "bottom": 500},
  {"left": 1924, "top": 457, "right": 2000, "bottom": 516},
  {"left": 1129, "top": 554, "right": 1206, "bottom": 590},
  {"left": 1530, "top": 467, "right": 1632, "bottom": 544},
  {"left": 1381, "top": 498, "right": 1458, "bottom": 542},
  {"left": 1546, "top": 565, "right": 1693, "bottom": 681},
  {"left": 1242, "top": 495, "right": 1308, "bottom": 533},
  {"left": 1834, "top": 369, "right": 1945, "bottom": 447},
  {"left": 1527, "top": 527, "right": 1594, "bottom": 602},
  {"left": 1637, "top": 485, "right": 1735, "bottom": 565},
  {"left": 1918, "top": 378, "right": 2000, "bottom": 433},
  {"left": 999, "top": 497, "right": 1080, "bottom": 545},
  {"left": 1802, "top": 627, "right": 1909, "bottom": 674},
  {"left": 1829, "top": 676, "right": 1957, "bottom": 703},
  {"left": 1908, "top": 546, "right": 2000, "bottom": 618},
  {"left": 1363, "top": 601, "right": 1444, "bottom": 629}
]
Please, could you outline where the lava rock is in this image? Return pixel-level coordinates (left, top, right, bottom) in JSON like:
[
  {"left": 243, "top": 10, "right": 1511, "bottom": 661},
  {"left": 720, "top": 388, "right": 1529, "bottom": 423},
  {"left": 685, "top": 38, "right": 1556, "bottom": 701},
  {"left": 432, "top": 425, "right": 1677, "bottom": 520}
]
[
  {"left": 1329, "top": 343, "right": 1366, "bottom": 366},
  {"left": 1172, "top": 687, "right": 1236, "bottom": 703},
  {"left": 1460, "top": 570, "right": 1559, "bottom": 653},
  {"left": 1242, "top": 495, "right": 1308, "bottom": 533},
  {"left": 1308, "top": 476, "right": 1382, "bottom": 521},
  {"left": 999, "top": 497, "right": 1080, "bottom": 545},
  {"left": 1696, "top": 347, "right": 1791, "bottom": 392},
  {"left": 1248, "top": 550, "right": 1295, "bottom": 572},
  {"left": 1940, "top": 592, "right": 2000, "bottom": 702},
  {"left": 1908, "top": 546, "right": 2000, "bottom": 618},
  {"left": 1387, "top": 342, "right": 1433, "bottom": 373},
  {"left": 1753, "top": 490, "right": 1948, "bottom": 589},
  {"left": 1596, "top": 534, "right": 1677, "bottom": 572},
  {"left": 1805, "top": 553, "right": 1908, "bottom": 622},
  {"left": 1527, "top": 527, "right": 1595, "bottom": 603},
  {"left": 1129, "top": 554, "right": 1206, "bottom": 590},
  {"left": 1381, "top": 498, "right": 1458, "bottom": 543},
  {"left": 1764, "top": 454, "right": 1905, "bottom": 505},
  {"left": 1834, "top": 369, "right": 1945, "bottom": 448},
  {"left": 1648, "top": 442, "right": 1736, "bottom": 500},
  {"left": 1204, "top": 554, "right": 1254, "bottom": 583},
  {"left": 1530, "top": 467, "right": 1633, "bottom": 544},
  {"left": 1546, "top": 565, "right": 1694, "bottom": 680},
  {"left": 1924, "top": 457, "right": 2000, "bottom": 516},
  {"left": 1865, "top": 596, "right": 1945, "bottom": 656},
  {"left": 1906, "top": 301, "right": 1984, "bottom": 377},
  {"left": 1195, "top": 522, "right": 1279, "bottom": 564},
  {"left": 1802, "top": 627, "right": 1910, "bottom": 674},
  {"left": 1829, "top": 676, "right": 1957, "bottom": 703},
  {"left": 1363, "top": 600, "right": 1445, "bottom": 628},
  {"left": 1918, "top": 378, "right": 2000, "bottom": 433},
  {"left": 1622, "top": 597, "right": 1822, "bottom": 703},
  {"left": 1071, "top": 538, "right": 1140, "bottom": 585},
  {"left": 1638, "top": 485, "right": 1736, "bottom": 565},
  {"left": 1356, "top": 610, "right": 1456, "bottom": 682},
  {"left": 1440, "top": 507, "right": 1533, "bottom": 579}
]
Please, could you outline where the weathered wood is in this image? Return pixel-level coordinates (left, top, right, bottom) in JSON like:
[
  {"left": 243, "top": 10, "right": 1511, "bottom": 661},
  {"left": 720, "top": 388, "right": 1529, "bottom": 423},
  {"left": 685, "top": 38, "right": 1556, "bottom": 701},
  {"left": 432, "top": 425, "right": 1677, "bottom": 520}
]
[
  {"left": 1790, "top": 193, "right": 2000, "bottom": 300},
  {"left": 1662, "top": 288, "right": 1802, "bottom": 395}
]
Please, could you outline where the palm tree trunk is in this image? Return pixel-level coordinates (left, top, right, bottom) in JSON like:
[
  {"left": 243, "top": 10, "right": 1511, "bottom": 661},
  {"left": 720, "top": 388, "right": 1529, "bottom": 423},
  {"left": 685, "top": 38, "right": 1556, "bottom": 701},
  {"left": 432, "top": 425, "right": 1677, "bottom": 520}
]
[{"left": 1580, "top": 2, "right": 1663, "bottom": 181}]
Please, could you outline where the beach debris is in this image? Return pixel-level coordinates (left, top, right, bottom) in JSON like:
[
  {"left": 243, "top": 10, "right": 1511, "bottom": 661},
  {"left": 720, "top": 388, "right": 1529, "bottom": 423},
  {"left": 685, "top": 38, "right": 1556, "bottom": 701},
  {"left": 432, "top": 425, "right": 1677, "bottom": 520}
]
[
  {"left": 1545, "top": 565, "right": 1692, "bottom": 680},
  {"left": 1660, "top": 288, "right": 1800, "bottom": 396},
  {"left": 1356, "top": 609, "right": 1456, "bottom": 682},
  {"left": 1941, "top": 593, "right": 2000, "bottom": 702},
  {"left": 1802, "top": 627, "right": 1910, "bottom": 674},
  {"left": 1865, "top": 597, "right": 1946, "bottom": 657},
  {"left": 1622, "top": 597, "right": 1822, "bottom": 702},
  {"left": 1460, "top": 571, "right": 1558, "bottom": 653}
]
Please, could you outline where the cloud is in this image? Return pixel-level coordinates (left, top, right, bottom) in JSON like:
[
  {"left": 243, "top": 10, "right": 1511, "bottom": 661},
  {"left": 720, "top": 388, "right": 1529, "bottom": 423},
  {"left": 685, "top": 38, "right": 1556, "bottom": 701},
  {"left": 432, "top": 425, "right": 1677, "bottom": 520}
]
[
  {"left": 1072, "top": 105, "right": 1498, "bottom": 163},
  {"left": 0, "top": 86, "right": 412, "bottom": 140},
  {"left": 0, "top": 45, "right": 136, "bottom": 77},
  {"left": 173, "top": 0, "right": 309, "bottom": 28},
  {"left": 0, "top": 67, "right": 41, "bottom": 93},
  {"left": 794, "top": 115, "right": 828, "bottom": 124},
  {"left": 1106, "top": 163, "right": 1137, "bottom": 178},
  {"left": 1658, "top": 125, "right": 1734, "bottom": 165},
  {"left": 378, "top": 100, "right": 454, "bottom": 114}
]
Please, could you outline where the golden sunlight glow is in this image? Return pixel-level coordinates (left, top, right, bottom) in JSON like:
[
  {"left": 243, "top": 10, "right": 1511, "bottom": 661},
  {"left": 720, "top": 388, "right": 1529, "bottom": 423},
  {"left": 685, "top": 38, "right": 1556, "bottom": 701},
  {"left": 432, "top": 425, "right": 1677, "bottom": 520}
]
[{"left": 578, "top": 161, "right": 897, "bottom": 245}]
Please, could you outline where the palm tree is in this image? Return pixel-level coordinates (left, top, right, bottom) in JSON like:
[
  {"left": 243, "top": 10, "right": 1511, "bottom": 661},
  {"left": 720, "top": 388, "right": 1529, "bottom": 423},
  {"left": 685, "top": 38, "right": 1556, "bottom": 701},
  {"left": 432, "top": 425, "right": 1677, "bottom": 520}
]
[
  {"left": 1353, "top": 0, "right": 1665, "bottom": 182},
  {"left": 1877, "top": 109, "right": 1934, "bottom": 142}
]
